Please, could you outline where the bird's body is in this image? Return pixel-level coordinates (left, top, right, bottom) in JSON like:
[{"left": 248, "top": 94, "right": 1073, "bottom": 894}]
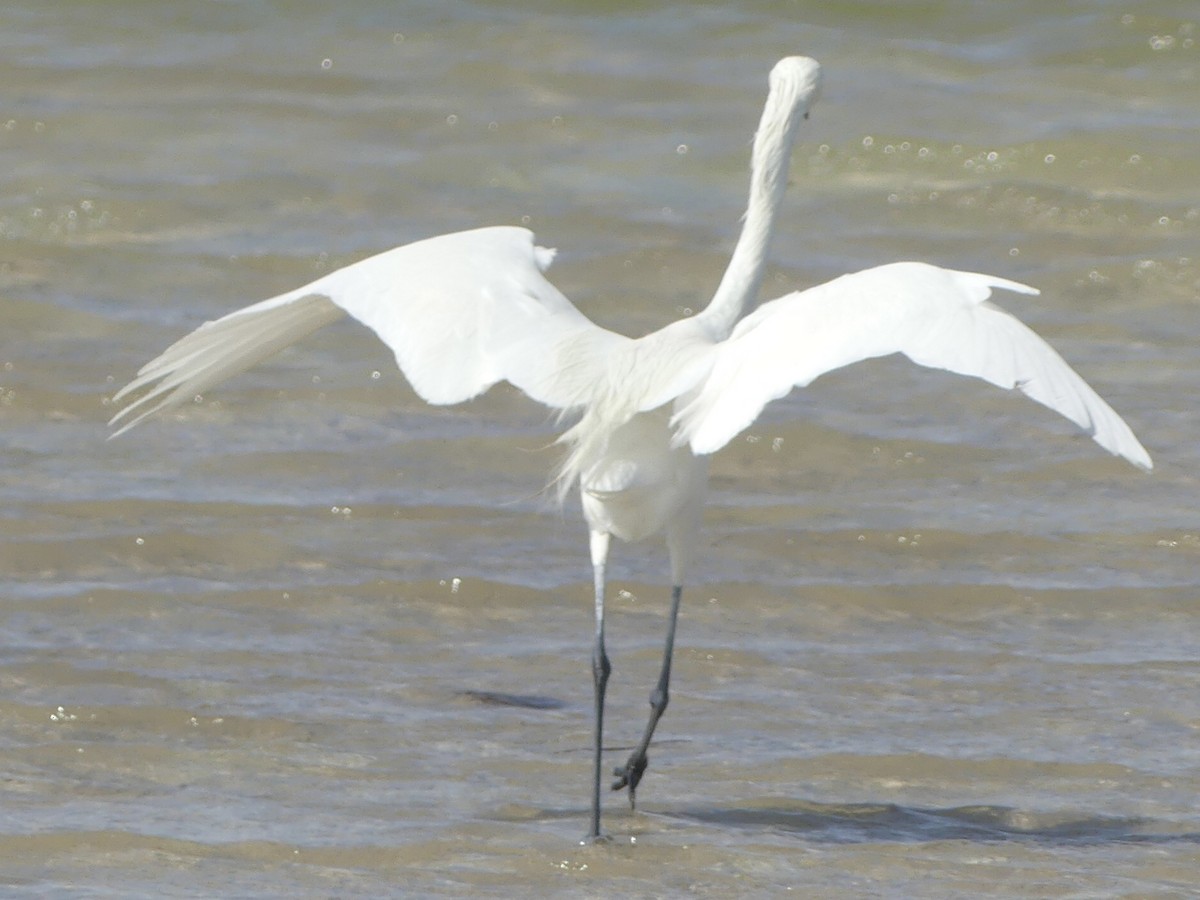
[{"left": 110, "top": 56, "right": 1151, "bottom": 841}]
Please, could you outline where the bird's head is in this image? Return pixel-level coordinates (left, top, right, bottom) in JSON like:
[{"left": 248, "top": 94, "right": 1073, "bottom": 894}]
[
  {"left": 744, "top": 56, "right": 822, "bottom": 209},
  {"left": 767, "top": 56, "right": 823, "bottom": 125}
]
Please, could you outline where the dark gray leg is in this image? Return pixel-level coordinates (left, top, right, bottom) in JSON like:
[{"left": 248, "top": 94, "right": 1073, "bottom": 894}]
[
  {"left": 611, "top": 584, "right": 683, "bottom": 806},
  {"left": 586, "top": 532, "right": 612, "bottom": 841}
]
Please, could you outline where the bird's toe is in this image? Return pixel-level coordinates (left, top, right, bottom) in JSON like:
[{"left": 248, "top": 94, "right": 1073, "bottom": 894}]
[{"left": 611, "top": 754, "right": 649, "bottom": 803}]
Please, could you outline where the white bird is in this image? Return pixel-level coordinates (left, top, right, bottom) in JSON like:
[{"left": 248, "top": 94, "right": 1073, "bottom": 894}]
[{"left": 109, "top": 56, "right": 1152, "bottom": 841}]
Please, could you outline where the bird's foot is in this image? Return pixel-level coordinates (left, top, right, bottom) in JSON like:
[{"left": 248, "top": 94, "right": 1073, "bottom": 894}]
[{"left": 611, "top": 752, "right": 648, "bottom": 808}]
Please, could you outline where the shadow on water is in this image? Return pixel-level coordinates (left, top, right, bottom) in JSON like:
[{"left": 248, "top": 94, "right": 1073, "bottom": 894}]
[
  {"left": 664, "top": 802, "right": 1200, "bottom": 846},
  {"left": 458, "top": 689, "right": 569, "bottom": 710}
]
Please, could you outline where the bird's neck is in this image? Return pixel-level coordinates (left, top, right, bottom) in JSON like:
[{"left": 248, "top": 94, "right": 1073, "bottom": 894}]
[{"left": 696, "top": 96, "right": 801, "bottom": 340}]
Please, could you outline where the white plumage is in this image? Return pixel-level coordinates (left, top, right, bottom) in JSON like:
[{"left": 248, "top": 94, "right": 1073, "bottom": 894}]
[{"left": 110, "top": 56, "right": 1150, "bottom": 840}]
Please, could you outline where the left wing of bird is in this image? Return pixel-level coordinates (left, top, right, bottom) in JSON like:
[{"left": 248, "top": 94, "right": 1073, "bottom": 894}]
[{"left": 109, "top": 226, "right": 630, "bottom": 436}]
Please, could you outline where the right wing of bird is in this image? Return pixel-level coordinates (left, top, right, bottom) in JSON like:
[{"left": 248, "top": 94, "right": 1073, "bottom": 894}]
[
  {"left": 109, "top": 226, "right": 630, "bottom": 436},
  {"left": 671, "top": 261, "right": 1152, "bottom": 470}
]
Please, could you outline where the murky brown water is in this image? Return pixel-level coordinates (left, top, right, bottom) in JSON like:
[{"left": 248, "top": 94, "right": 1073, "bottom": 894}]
[{"left": 3, "top": 1, "right": 1199, "bottom": 896}]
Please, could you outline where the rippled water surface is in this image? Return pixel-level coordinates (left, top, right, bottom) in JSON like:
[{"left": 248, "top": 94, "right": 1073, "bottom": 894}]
[{"left": 2, "top": 1, "right": 1199, "bottom": 896}]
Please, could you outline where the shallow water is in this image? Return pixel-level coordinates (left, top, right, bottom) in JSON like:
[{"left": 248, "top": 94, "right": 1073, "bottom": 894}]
[{"left": 2, "top": 1, "right": 1199, "bottom": 896}]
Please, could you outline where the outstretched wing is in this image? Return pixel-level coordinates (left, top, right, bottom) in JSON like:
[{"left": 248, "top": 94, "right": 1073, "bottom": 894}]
[
  {"left": 672, "top": 261, "right": 1152, "bottom": 470},
  {"left": 109, "top": 226, "right": 629, "bottom": 436}
]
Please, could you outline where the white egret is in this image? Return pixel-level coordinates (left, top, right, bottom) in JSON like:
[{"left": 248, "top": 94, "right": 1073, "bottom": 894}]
[{"left": 109, "top": 56, "right": 1152, "bottom": 840}]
